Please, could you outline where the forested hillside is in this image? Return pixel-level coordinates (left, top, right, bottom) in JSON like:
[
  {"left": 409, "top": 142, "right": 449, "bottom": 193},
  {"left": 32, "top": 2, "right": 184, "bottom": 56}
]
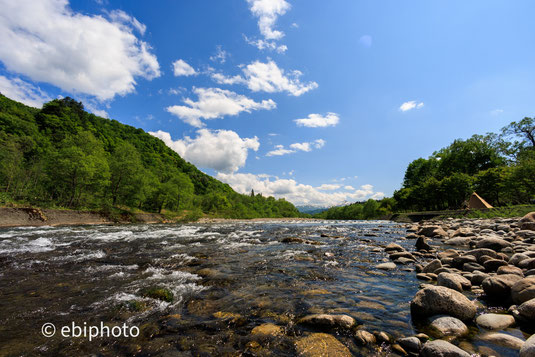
[{"left": 0, "top": 95, "right": 300, "bottom": 218}]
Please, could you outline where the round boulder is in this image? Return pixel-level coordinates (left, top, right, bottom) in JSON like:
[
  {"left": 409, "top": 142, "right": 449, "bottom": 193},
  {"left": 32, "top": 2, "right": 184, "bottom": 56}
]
[
  {"left": 437, "top": 272, "right": 471, "bottom": 292},
  {"left": 410, "top": 285, "right": 477, "bottom": 321},
  {"left": 482, "top": 274, "right": 523, "bottom": 299},
  {"left": 515, "top": 297, "right": 535, "bottom": 322},
  {"left": 475, "top": 313, "right": 515, "bottom": 330},
  {"left": 428, "top": 316, "right": 468, "bottom": 338},
  {"left": 511, "top": 277, "right": 535, "bottom": 304},
  {"left": 520, "top": 333, "right": 535, "bottom": 357},
  {"left": 420, "top": 340, "right": 470, "bottom": 357}
]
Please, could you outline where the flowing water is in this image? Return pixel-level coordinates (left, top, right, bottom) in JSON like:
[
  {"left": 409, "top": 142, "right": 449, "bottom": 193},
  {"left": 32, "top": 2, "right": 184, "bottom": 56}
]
[{"left": 0, "top": 221, "right": 440, "bottom": 355}]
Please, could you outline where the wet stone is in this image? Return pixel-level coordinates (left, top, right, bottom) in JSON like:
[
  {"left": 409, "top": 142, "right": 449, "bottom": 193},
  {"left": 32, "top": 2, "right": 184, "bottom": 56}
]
[{"left": 475, "top": 313, "right": 515, "bottom": 330}]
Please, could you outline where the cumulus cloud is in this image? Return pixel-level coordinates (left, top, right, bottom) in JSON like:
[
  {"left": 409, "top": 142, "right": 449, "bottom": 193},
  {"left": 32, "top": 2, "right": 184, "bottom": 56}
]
[
  {"left": 211, "top": 60, "right": 318, "bottom": 96},
  {"left": 0, "top": 0, "right": 160, "bottom": 101},
  {"left": 266, "top": 139, "right": 325, "bottom": 156},
  {"left": 149, "top": 129, "right": 259, "bottom": 173},
  {"left": 294, "top": 112, "right": 339, "bottom": 127},
  {"left": 172, "top": 59, "right": 197, "bottom": 76},
  {"left": 399, "top": 101, "right": 424, "bottom": 112},
  {"left": 217, "top": 172, "right": 383, "bottom": 206},
  {"left": 166, "top": 87, "right": 276, "bottom": 127},
  {"left": 317, "top": 184, "right": 341, "bottom": 191},
  {"left": 344, "top": 185, "right": 355, "bottom": 190},
  {"left": 246, "top": 0, "right": 290, "bottom": 51},
  {"left": 0, "top": 75, "right": 50, "bottom": 108}
]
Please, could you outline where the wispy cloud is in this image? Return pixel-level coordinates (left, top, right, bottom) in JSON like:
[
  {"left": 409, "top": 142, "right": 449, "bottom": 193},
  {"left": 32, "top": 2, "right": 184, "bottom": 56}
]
[
  {"left": 266, "top": 139, "right": 325, "bottom": 156},
  {"left": 246, "top": 0, "right": 290, "bottom": 51},
  {"left": 172, "top": 59, "right": 197, "bottom": 76},
  {"left": 295, "top": 112, "right": 339, "bottom": 127}
]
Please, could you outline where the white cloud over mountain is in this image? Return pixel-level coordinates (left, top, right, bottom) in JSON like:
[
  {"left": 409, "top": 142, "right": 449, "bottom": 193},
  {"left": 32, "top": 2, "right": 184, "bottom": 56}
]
[
  {"left": 295, "top": 112, "right": 340, "bottom": 127},
  {"left": 149, "top": 129, "right": 259, "bottom": 173},
  {"left": 216, "top": 172, "right": 384, "bottom": 206},
  {"left": 0, "top": 75, "right": 51, "bottom": 108},
  {"left": 211, "top": 60, "right": 318, "bottom": 96},
  {"left": 166, "top": 87, "right": 276, "bottom": 127},
  {"left": 0, "top": 0, "right": 160, "bottom": 100}
]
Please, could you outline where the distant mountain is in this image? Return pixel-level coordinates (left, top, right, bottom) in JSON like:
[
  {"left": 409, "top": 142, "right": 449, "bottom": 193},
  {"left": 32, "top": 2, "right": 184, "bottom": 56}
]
[{"left": 296, "top": 205, "right": 330, "bottom": 214}]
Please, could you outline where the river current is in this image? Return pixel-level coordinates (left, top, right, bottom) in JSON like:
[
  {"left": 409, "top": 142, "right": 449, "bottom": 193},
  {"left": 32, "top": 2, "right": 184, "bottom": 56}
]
[{"left": 0, "top": 220, "right": 420, "bottom": 356}]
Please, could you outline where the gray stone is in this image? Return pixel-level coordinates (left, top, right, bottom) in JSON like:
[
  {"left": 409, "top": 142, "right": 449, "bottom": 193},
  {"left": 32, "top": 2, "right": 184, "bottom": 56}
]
[
  {"left": 298, "top": 314, "right": 355, "bottom": 330},
  {"left": 428, "top": 316, "right": 468, "bottom": 338},
  {"left": 423, "top": 259, "right": 442, "bottom": 274},
  {"left": 519, "top": 211, "right": 535, "bottom": 231},
  {"left": 416, "top": 236, "right": 432, "bottom": 251},
  {"left": 497, "top": 265, "right": 524, "bottom": 276},
  {"left": 470, "top": 271, "right": 489, "bottom": 286},
  {"left": 354, "top": 330, "right": 376, "bottom": 345},
  {"left": 519, "top": 258, "right": 535, "bottom": 270},
  {"left": 483, "top": 259, "right": 508, "bottom": 272},
  {"left": 479, "top": 332, "right": 525, "bottom": 350},
  {"left": 509, "top": 253, "right": 530, "bottom": 266},
  {"left": 515, "top": 297, "right": 535, "bottom": 322},
  {"left": 476, "top": 237, "right": 512, "bottom": 251},
  {"left": 410, "top": 285, "right": 477, "bottom": 321},
  {"left": 437, "top": 272, "right": 471, "bottom": 292},
  {"left": 464, "top": 248, "right": 497, "bottom": 260},
  {"left": 418, "top": 226, "right": 448, "bottom": 238},
  {"left": 420, "top": 340, "right": 470, "bottom": 357},
  {"left": 445, "top": 237, "right": 472, "bottom": 246},
  {"left": 475, "top": 313, "right": 515, "bottom": 330},
  {"left": 511, "top": 277, "right": 535, "bottom": 304},
  {"left": 520, "top": 333, "right": 535, "bottom": 357},
  {"left": 462, "top": 262, "right": 485, "bottom": 272},
  {"left": 397, "top": 337, "right": 421, "bottom": 354},
  {"left": 376, "top": 262, "right": 397, "bottom": 270},
  {"left": 482, "top": 274, "right": 523, "bottom": 299}
]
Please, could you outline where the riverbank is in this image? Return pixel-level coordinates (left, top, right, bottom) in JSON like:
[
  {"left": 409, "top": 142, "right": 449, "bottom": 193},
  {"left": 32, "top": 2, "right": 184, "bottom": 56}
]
[{"left": 0, "top": 207, "right": 166, "bottom": 227}]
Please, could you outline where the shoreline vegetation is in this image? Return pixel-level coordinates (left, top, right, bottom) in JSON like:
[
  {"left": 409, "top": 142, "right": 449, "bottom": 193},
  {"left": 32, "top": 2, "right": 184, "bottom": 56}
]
[{"left": 0, "top": 94, "right": 533, "bottom": 224}]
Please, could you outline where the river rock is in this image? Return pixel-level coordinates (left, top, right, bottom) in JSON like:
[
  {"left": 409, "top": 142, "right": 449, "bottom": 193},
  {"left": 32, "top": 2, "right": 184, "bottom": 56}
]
[
  {"left": 423, "top": 259, "right": 442, "bottom": 274},
  {"left": 452, "top": 228, "right": 475, "bottom": 237},
  {"left": 462, "top": 262, "right": 485, "bottom": 272},
  {"left": 475, "top": 313, "right": 515, "bottom": 330},
  {"left": 482, "top": 274, "right": 523, "bottom": 299},
  {"left": 376, "top": 262, "right": 397, "bottom": 270},
  {"left": 428, "top": 316, "right": 468, "bottom": 338},
  {"left": 464, "top": 248, "right": 497, "bottom": 260},
  {"left": 418, "top": 226, "right": 448, "bottom": 238},
  {"left": 397, "top": 336, "right": 421, "bottom": 354},
  {"left": 470, "top": 271, "right": 489, "bottom": 286},
  {"left": 476, "top": 237, "right": 512, "bottom": 251},
  {"left": 497, "top": 265, "right": 524, "bottom": 276},
  {"left": 416, "top": 236, "right": 432, "bottom": 251},
  {"left": 437, "top": 272, "right": 471, "bottom": 292},
  {"left": 519, "top": 212, "right": 535, "bottom": 231},
  {"left": 520, "top": 333, "right": 535, "bottom": 357},
  {"left": 483, "top": 259, "right": 509, "bottom": 272},
  {"left": 410, "top": 285, "right": 477, "bottom": 321},
  {"left": 385, "top": 243, "right": 405, "bottom": 252},
  {"left": 445, "top": 237, "right": 472, "bottom": 246},
  {"left": 251, "top": 323, "right": 283, "bottom": 337},
  {"left": 479, "top": 332, "right": 525, "bottom": 350},
  {"left": 298, "top": 314, "right": 355, "bottom": 330},
  {"left": 294, "top": 333, "right": 351, "bottom": 357},
  {"left": 510, "top": 253, "right": 530, "bottom": 267},
  {"left": 389, "top": 251, "right": 416, "bottom": 261},
  {"left": 511, "top": 277, "right": 535, "bottom": 304},
  {"left": 515, "top": 297, "right": 535, "bottom": 322},
  {"left": 420, "top": 340, "right": 470, "bottom": 357},
  {"left": 519, "top": 258, "right": 535, "bottom": 270},
  {"left": 354, "top": 330, "right": 376, "bottom": 345}
]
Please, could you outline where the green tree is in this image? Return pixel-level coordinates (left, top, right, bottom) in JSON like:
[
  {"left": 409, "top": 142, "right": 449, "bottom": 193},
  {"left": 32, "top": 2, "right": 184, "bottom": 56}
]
[{"left": 109, "top": 142, "right": 144, "bottom": 205}]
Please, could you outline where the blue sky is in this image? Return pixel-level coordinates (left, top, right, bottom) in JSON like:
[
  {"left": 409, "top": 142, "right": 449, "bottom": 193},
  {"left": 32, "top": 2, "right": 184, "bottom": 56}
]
[{"left": 1, "top": 0, "right": 534, "bottom": 206}]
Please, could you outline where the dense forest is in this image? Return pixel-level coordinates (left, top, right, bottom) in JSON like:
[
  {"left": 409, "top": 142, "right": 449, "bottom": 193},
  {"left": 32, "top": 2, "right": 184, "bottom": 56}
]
[
  {"left": 0, "top": 94, "right": 301, "bottom": 219},
  {"left": 316, "top": 117, "right": 535, "bottom": 220}
]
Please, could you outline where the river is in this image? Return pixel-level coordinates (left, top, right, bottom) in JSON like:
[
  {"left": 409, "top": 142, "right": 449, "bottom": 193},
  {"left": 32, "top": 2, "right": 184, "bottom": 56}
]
[{"left": 0, "top": 220, "right": 425, "bottom": 356}]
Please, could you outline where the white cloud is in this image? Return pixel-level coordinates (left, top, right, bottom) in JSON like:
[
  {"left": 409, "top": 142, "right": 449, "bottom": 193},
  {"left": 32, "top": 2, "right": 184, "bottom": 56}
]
[
  {"left": 244, "top": 36, "right": 288, "bottom": 53},
  {"left": 166, "top": 87, "right": 276, "bottom": 127},
  {"left": 291, "top": 22, "right": 299, "bottom": 28},
  {"left": 85, "top": 102, "right": 109, "bottom": 118},
  {"left": 0, "top": 75, "right": 50, "bottom": 108},
  {"left": 149, "top": 129, "right": 259, "bottom": 173},
  {"left": 317, "top": 184, "right": 341, "bottom": 191},
  {"left": 0, "top": 0, "right": 160, "bottom": 101},
  {"left": 211, "top": 60, "right": 318, "bottom": 96},
  {"left": 267, "top": 139, "right": 325, "bottom": 156},
  {"left": 246, "top": 0, "right": 290, "bottom": 40},
  {"left": 344, "top": 185, "right": 355, "bottom": 190},
  {"left": 172, "top": 59, "right": 197, "bottom": 76},
  {"left": 399, "top": 101, "right": 424, "bottom": 112},
  {"left": 217, "top": 172, "right": 382, "bottom": 206},
  {"left": 359, "top": 35, "right": 373, "bottom": 47},
  {"left": 210, "top": 45, "right": 228, "bottom": 64},
  {"left": 295, "top": 112, "right": 339, "bottom": 127}
]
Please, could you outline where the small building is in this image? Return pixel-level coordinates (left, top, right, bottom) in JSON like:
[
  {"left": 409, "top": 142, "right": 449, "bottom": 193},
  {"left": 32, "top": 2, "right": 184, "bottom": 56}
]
[{"left": 467, "top": 192, "right": 493, "bottom": 209}]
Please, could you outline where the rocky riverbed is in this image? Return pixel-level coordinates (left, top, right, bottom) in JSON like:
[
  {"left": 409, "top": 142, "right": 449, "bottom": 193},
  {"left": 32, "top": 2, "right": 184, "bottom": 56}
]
[{"left": 0, "top": 214, "right": 534, "bottom": 356}]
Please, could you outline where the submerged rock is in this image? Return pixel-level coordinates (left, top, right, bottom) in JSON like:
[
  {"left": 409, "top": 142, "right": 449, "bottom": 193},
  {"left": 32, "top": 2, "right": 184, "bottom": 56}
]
[
  {"left": 354, "top": 330, "right": 376, "bottom": 345},
  {"left": 410, "top": 286, "right": 477, "bottom": 321},
  {"left": 479, "top": 332, "right": 525, "bottom": 350},
  {"left": 420, "top": 340, "right": 470, "bottom": 357},
  {"left": 294, "top": 333, "right": 351, "bottom": 357},
  {"left": 298, "top": 314, "right": 355, "bottom": 330},
  {"left": 251, "top": 323, "right": 283, "bottom": 337}
]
